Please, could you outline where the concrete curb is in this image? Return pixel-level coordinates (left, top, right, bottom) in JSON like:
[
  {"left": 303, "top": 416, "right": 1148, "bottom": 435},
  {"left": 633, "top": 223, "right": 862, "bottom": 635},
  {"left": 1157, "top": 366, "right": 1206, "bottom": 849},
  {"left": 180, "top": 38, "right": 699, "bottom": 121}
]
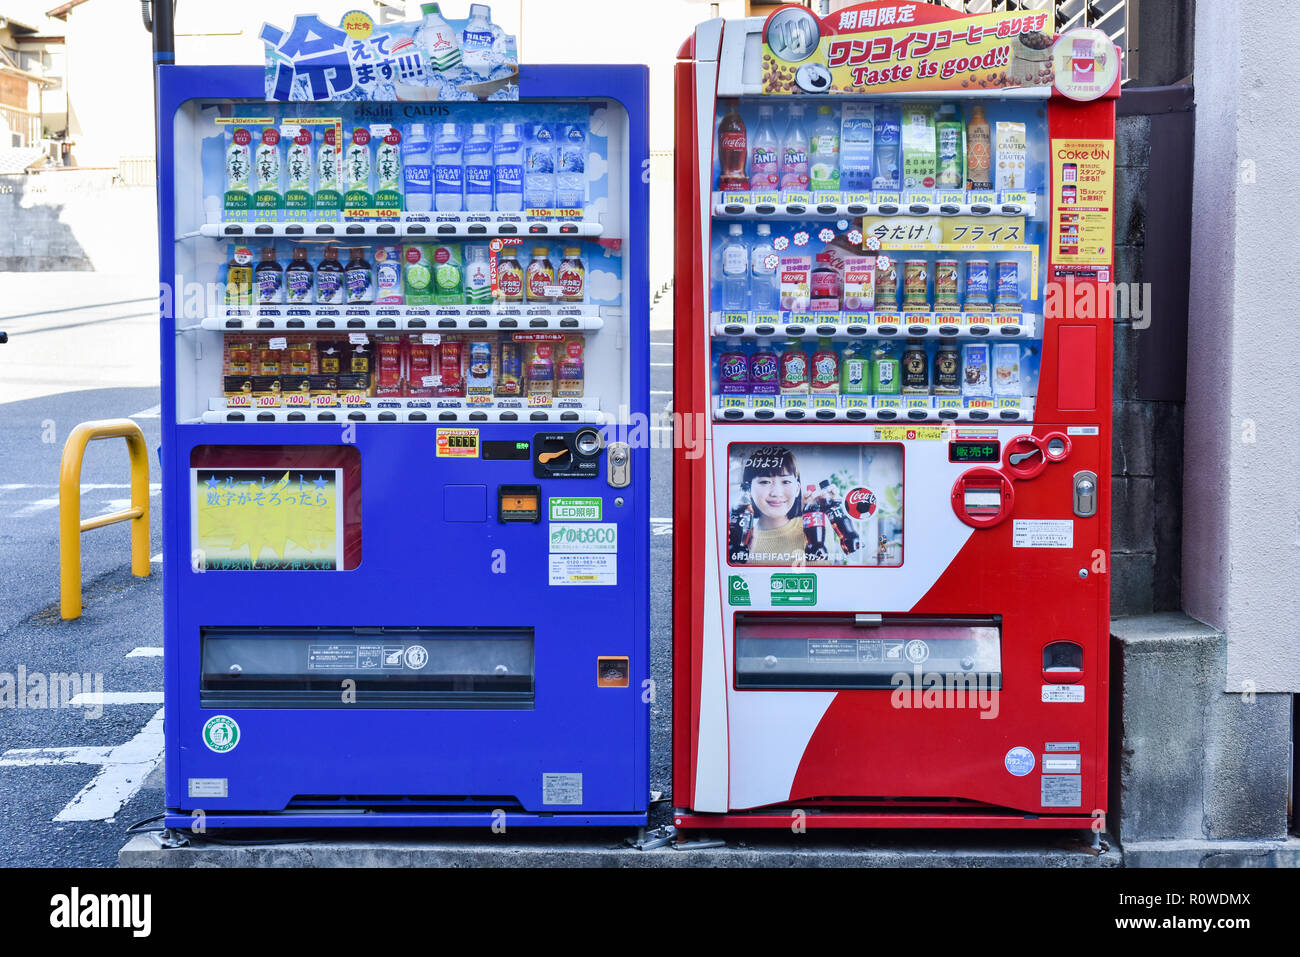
[{"left": 119, "top": 830, "right": 1120, "bottom": 868}]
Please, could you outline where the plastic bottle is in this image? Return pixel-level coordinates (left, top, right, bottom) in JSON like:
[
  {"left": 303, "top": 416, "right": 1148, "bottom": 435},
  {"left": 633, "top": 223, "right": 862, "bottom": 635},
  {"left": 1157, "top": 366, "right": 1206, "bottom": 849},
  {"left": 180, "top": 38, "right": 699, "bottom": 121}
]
[
  {"left": 433, "top": 122, "right": 463, "bottom": 213},
  {"left": 871, "top": 340, "right": 900, "bottom": 394},
  {"left": 345, "top": 247, "right": 374, "bottom": 305},
  {"left": 840, "top": 341, "right": 869, "bottom": 395},
  {"left": 556, "top": 123, "right": 587, "bottom": 210},
  {"left": 524, "top": 123, "right": 556, "bottom": 210},
  {"left": 315, "top": 246, "right": 344, "bottom": 305},
  {"left": 464, "top": 123, "right": 493, "bottom": 212},
  {"left": 255, "top": 247, "right": 283, "bottom": 305},
  {"left": 418, "top": 2, "right": 462, "bottom": 72},
  {"left": 749, "top": 223, "right": 777, "bottom": 312},
  {"left": 809, "top": 105, "right": 840, "bottom": 193},
  {"left": 720, "top": 223, "right": 749, "bottom": 311},
  {"left": 463, "top": 245, "right": 491, "bottom": 304},
  {"left": 810, "top": 337, "right": 839, "bottom": 393},
  {"left": 402, "top": 122, "right": 433, "bottom": 213},
  {"left": 493, "top": 122, "right": 524, "bottom": 212},
  {"left": 718, "top": 338, "right": 750, "bottom": 397},
  {"left": 461, "top": 2, "right": 495, "bottom": 78},
  {"left": 749, "top": 339, "right": 779, "bottom": 398},
  {"left": 285, "top": 247, "right": 314, "bottom": 305},
  {"left": 717, "top": 100, "right": 748, "bottom": 192},
  {"left": 779, "top": 104, "right": 809, "bottom": 193},
  {"left": 779, "top": 339, "right": 809, "bottom": 394},
  {"left": 749, "top": 105, "right": 779, "bottom": 192}
]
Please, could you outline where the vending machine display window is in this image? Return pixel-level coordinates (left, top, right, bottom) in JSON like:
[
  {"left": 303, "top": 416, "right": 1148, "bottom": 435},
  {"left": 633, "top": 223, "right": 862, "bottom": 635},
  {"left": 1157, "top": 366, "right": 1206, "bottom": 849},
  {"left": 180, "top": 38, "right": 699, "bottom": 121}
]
[{"left": 726, "top": 442, "right": 902, "bottom": 566}]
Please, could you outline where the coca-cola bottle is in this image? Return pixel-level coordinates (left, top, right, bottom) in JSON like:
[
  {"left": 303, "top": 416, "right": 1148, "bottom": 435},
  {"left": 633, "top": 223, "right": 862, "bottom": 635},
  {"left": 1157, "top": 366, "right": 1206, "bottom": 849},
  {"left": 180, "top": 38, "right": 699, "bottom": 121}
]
[
  {"left": 802, "top": 488, "right": 828, "bottom": 563},
  {"left": 817, "top": 479, "right": 861, "bottom": 555},
  {"left": 717, "top": 100, "right": 748, "bottom": 192},
  {"left": 728, "top": 504, "right": 755, "bottom": 563}
]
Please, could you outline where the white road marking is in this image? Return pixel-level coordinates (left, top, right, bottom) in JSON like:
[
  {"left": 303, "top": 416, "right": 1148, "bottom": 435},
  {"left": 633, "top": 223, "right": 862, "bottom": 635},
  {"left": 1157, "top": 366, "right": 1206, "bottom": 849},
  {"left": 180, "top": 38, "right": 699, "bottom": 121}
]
[
  {"left": 150, "top": 553, "right": 162, "bottom": 564},
  {"left": 129, "top": 404, "right": 161, "bottom": 418},
  {"left": 650, "top": 390, "right": 672, "bottom": 395},
  {"left": 126, "top": 647, "right": 163, "bottom": 658},
  {"left": 9, "top": 497, "right": 60, "bottom": 517},
  {"left": 0, "top": 708, "right": 165, "bottom": 822},
  {"left": 66, "top": 692, "right": 164, "bottom": 706},
  {"left": 650, "top": 362, "right": 674, "bottom": 367}
]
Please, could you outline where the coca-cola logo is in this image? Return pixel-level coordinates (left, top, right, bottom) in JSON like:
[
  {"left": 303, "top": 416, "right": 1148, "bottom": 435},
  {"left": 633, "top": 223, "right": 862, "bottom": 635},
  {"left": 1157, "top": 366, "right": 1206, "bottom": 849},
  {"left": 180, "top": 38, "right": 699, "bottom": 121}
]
[
  {"left": 845, "top": 487, "right": 877, "bottom": 519},
  {"left": 720, "top": 132, "right": 746, "bottom": 150}
]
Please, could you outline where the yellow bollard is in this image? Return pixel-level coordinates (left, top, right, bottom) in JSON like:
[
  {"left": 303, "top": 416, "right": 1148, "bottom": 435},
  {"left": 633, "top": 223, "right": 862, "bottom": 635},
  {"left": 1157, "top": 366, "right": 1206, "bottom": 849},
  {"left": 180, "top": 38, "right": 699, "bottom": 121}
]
[{"left": 59, "top": 419, "right": 151, "bottom": 620}]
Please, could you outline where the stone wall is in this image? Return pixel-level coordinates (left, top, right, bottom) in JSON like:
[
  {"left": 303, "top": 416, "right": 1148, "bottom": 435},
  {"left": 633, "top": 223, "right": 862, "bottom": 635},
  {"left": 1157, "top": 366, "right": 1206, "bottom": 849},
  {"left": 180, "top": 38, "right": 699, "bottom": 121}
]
[
  {"left": 0, "top": 170, "right": 157, "bottom": 274},
  {"left": 1111, "top": 109, "right": 1185, "bottom": 617}
]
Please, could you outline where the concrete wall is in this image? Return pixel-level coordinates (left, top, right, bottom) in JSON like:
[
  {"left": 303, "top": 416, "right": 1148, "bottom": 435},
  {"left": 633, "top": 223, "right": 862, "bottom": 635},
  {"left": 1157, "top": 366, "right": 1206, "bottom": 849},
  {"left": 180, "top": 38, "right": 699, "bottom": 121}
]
[
  {"left": 1184, "top": 0, "right": 1300, "bottom": 691},
  {"left": 0, "top": 170, "right": 156, "bottom": 273},
  {"left": 1110, "top": 113, "right": 1183, "bottom": 617}
]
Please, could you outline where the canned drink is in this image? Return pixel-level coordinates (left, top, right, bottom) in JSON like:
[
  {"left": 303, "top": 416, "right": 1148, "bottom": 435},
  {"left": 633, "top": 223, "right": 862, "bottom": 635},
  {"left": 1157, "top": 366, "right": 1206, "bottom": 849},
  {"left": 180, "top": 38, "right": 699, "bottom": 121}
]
[
  {"left": 934, "top": 259, "right": 960, "bottom": 311},
  {"left": 901, "top": 338, "right": 929, "bottom": 394},
  {"left": 874, "top": 257, "right": 897, "bottom": 311},
  {"left": 902, "top": 259, "right": 929, "bottom": 311},
  {"left": 995, "top": 260, "right": 1020, "bottom": 313},
  {"left": 965, "top": 259, "right": 991, "bottom": 313}
]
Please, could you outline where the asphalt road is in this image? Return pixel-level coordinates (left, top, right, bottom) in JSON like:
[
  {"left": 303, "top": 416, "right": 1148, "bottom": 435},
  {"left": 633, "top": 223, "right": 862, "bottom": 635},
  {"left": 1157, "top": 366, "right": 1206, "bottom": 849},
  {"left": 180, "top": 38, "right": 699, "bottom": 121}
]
[{"left": 0, "top": 273, "right": 677, "bottom": 865}]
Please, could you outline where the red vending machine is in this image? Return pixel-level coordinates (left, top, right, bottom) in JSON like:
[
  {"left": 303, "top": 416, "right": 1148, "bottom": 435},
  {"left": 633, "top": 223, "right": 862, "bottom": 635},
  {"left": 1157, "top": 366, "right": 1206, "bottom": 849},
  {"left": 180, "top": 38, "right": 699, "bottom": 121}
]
[{"left": 673, "top": 2, "right": 1119, "bottom": 829}]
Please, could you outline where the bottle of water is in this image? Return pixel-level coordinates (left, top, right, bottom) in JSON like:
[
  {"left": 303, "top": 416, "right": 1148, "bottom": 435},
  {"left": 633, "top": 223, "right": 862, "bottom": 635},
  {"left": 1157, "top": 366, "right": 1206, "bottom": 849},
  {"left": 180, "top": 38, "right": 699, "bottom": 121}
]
[
  {"left": 433, "top": 122, "right": 463, "bottom": 213},
  {"left": 555, "top": 123, "right": 587, "bottom": 211},
  {"left": 402, "top": 121, "right": 433, "bottom": 213},
  {"left": 493, "top": 121, "right": 524, "bottom": 212},
  {"left": 524, "top": 122, "right": 556, "bottom": 210},
  {"left": 461, "top": 3, "right": 495, "bottom": 78},
  {"left": 749, "top": 222, "right": 777, "bottom": 311},
  {"left": 720, "top": 223, "right": 749, "bottom": 311},
  {"left": 418, "top": 2, "right": 462, "bottom": 72},
  {"left": 464, "top": 123, "right": 493, "bottom": 212}
]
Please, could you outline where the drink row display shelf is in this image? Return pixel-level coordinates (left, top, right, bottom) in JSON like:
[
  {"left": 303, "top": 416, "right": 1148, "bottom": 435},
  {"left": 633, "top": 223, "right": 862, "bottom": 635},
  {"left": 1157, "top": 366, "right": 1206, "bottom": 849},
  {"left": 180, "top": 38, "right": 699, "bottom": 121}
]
[
  {"left": 711, "top": 192, "right": 1038, "bottom": 220},
  {"left": 196, "top": 219, "right": 603, "bottom": 239},
  {"left": 712, "top": 312, "right": 1036, "bottom": 340}
]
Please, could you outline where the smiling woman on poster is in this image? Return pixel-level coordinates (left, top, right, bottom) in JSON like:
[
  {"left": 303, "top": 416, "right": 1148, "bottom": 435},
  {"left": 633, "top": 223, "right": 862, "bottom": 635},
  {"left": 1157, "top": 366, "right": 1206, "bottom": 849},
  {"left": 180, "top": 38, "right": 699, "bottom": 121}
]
[{"left": 729, "top": 446, "right": 828, "bottom": 566}]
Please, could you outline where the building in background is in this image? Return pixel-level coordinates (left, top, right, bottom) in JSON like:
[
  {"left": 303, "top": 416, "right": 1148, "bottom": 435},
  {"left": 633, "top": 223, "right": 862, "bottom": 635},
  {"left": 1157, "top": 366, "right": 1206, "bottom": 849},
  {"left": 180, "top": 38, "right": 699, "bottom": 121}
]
[{"left": 0, "top": 5, "right": 63, "bottom": 167}]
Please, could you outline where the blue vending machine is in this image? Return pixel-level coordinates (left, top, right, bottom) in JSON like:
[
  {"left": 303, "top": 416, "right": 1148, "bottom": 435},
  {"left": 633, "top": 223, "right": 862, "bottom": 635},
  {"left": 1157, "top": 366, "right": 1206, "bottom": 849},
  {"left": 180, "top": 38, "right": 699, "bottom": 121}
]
[{"left": 157, "top": 7, "right": 648, "bottom": 828}]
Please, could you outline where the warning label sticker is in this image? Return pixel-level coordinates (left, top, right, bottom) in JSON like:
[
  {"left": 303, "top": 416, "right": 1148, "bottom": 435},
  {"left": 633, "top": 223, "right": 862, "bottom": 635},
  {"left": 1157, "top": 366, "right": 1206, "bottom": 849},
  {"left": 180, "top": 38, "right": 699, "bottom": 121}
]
[
  {"left": 542, "top": 772, "right": 583, "bottom": 805},
  {"left": 1041, "top": 774, "right": 1083, "bottom": 807},
  {"left": 1042, "top": 684, "right": 1086, "bottom": 703},
  {"left": 1013, "top": 519, "right": 1074, "bottom": 549}
]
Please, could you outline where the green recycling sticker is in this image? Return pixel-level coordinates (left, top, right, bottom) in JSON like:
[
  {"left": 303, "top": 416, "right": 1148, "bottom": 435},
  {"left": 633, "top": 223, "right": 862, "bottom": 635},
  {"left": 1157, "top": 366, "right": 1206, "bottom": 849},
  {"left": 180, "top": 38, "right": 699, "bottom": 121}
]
[
  {"left": 770, "top": 573, "right": 817, "bottom": 606},
  {"left": 202, "top": 715, "right": 240, "bottom": 754},
  {"left": 728, "top": 575, "right": 751, "bottom": 606},
  {"left": 549, "top": 497, "right": 602, "bottom": 522}
]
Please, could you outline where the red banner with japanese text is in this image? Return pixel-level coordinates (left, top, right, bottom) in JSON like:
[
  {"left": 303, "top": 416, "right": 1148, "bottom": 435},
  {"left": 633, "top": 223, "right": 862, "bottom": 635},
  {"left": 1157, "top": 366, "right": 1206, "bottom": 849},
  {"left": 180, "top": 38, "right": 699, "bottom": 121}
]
[{"left": 761, "top": 1, "right": 1056, "bottom": 96}]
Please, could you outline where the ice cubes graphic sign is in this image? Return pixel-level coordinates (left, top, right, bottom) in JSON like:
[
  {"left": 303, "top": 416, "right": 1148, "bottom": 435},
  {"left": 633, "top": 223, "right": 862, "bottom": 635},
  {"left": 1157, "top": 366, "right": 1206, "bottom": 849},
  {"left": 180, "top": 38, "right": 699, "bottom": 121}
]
[{"left": 262, "top": 6, "right": 519, "bottom": 102}]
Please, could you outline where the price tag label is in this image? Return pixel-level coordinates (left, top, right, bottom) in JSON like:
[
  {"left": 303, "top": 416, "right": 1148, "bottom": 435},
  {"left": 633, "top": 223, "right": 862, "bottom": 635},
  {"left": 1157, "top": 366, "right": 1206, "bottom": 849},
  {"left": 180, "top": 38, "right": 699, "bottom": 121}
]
[
  {"left": 750, "top": 395, "right": 776, "bottom": 408},
  {"left": 421, "top": 375, "right": 441, "bottom": 387},
  {"left": 268, "top": 337, "right": 287, "bottom": 350},
  {"left": 872, "top": 191, "right": 901, "bottom": 205},
  {"left": 936, "top": 191, "right": 966, "bottom": 205},
  {"left": 751, "top": 192, "right": 780, "bottom": 206},
  {"left": 349, "top": 332, "right": 370, "bottom": 345},
  {"left": 843, "top": 191, "right": 872, "bottom": 205},
  {"left": 421, "top": 333, "right": 441, "bottom": 345},
  {"left": 781, "top": 191, "right": 811, "bottom": 205},
  {"left": 999, "top": 190, "right": 1029, "bottom": 205}
]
